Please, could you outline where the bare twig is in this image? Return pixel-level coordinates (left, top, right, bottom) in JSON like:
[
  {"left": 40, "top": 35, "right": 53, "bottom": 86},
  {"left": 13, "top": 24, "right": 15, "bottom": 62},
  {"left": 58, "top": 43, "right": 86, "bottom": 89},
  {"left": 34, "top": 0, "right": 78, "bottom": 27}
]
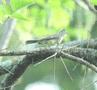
[
  {"left": 74, "top": 0, "right": 97, "bottom": 14},
  {"left": 0, "top": 38, "right": 97, "bottom": 89}
]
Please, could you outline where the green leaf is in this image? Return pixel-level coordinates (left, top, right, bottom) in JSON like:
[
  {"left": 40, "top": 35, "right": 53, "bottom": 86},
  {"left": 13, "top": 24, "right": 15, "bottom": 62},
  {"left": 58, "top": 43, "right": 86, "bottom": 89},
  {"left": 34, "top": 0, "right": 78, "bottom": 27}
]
[
  {"left": 49, "top": 8, "right": 70, "bottom": 29},
  {"left": 0, "top": 5, "right": 11, "bottom": 23},
  {"left": 90, "top": 0, "right": 97, "bottom": 5},
  {"left": 12, "top": 12, "right": 29, "bottom": 20},
  {"left": 10, "top": 0, "right": 33, "bottom": 12},
  {"left": 4, "top": 5, "right": 12, "bottom": 15},
  {"left": 62, "top": 0, "right": 75, "bottom": 10},
  {"left": 32, "top": 0, "right": 45, "bottom": 6},
  {"left": 2, "top": 0, "right": 12, "bottom": 15},
  {"left": 0, "top": 5, "right": 5, "bottom": 23}
]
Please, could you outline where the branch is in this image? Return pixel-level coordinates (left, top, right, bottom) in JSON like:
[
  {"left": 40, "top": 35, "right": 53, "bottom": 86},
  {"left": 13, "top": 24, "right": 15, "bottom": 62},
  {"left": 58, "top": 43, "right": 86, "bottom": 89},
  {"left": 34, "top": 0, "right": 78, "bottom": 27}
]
[
  {"left": 83, "top": 0, "right": 97, "bottom": 14},
  {"left": 61, "top": 52, "right": 97, "bottom": 73},
  {"left": 0, "top": 55, "right": 32, "bottom": 90},
  {"left": 0, "top": 60, "right": 16, "bottom": 76},
  {"left": 0, "top": 38, "right": 97, "bottom": 89},
  {"left": 0, "top": 38, "right": 96, "bottom": 75},
  {"left": 0, "top": 38, "right": 96, "bottom": 56},
  {"left": 74, "top": 0, "right": 97, "bottom": 14}
]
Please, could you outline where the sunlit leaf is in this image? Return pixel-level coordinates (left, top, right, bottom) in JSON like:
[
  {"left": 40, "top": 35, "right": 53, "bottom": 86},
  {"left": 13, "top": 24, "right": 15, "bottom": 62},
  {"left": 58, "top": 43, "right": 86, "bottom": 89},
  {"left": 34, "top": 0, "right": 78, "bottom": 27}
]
[
  {"left": 62, "top": 0, "right": 75, "bottom": 10},
  {"left": 32, "top": 0, "right": 45, "bottom": 6},
  {"left": 12, "top": 13, "right": 28, "bottom": 20},
  {"left": 2, "top": 0, "right": 7, "bottom": 5},
  {"left": 90, "top": 0, "right": 97, "bottom": 5},
  {"left": 0, "top": 5, "right": 5, "bottom": 23},
  {"left": 0, "top": 5, "right": 10, "bottom": 23},
  {"left": 10, "top": 0, "right": 33, "bottom": 12},
  {"left": 11, "top": 9, "right": 30, "bottom": 20},
  {"left": 2, "top": 0, "right": 12, "bottom": 15},
  {"left": 48, "top": 0, "right": 61, "bottom": 9},
  {"left": 49, "top": 8, "right": 70, "bottom": 29}
]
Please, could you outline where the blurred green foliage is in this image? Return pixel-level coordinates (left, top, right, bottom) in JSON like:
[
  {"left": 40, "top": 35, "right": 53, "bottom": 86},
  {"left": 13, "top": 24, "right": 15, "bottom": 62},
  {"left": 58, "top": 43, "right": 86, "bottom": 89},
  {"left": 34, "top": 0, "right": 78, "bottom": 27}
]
[
  {"left": 90, "top": 0, "right": 97, "bottom": 5},
  {"left": 0, "top": 0, "right": 97, "bottom": 90}
]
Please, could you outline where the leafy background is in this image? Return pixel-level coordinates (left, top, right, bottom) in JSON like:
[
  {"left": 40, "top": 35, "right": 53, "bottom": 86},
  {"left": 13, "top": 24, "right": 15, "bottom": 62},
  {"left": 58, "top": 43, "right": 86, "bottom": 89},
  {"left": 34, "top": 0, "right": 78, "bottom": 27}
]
[{"left": 0, "top": 0, "right": 97, "bottom": 90}]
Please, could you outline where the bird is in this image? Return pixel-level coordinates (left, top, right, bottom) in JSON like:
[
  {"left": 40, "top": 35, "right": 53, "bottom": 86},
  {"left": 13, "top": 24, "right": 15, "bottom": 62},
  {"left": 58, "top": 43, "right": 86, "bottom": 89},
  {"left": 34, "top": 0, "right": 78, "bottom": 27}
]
[{"left": 25, "top": 29, "right": 67, "bottom": 45}]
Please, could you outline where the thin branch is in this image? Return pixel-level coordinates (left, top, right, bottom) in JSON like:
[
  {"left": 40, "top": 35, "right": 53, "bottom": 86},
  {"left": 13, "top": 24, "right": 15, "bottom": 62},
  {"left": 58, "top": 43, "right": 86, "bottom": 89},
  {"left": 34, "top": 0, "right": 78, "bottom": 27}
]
[
  {"left": 0, "top": 38, "right": 96, "bottom": 75},
  {"left": 0, "top": 55, "right": 33, "bottom": 90},
  {"left": 1, "top": 47, "right": 97, "bottom": 90},
  {"left": 0, "top": 60, "right": 18, "bottom": 76},
  {"left": 61, "top": 52, "right": 97, "bottom": 73},
  {"left": 0, "top": 38, "right": 96, "bottom": 56},
  {"left": 83, "top": 0, "right": 97, "bottom": 14},
  {"left": 0, "top": 38, "right": 97, "bottom": 89},
  {"left": 74, "top": 0, "right": 97, "bottom": 14}
]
